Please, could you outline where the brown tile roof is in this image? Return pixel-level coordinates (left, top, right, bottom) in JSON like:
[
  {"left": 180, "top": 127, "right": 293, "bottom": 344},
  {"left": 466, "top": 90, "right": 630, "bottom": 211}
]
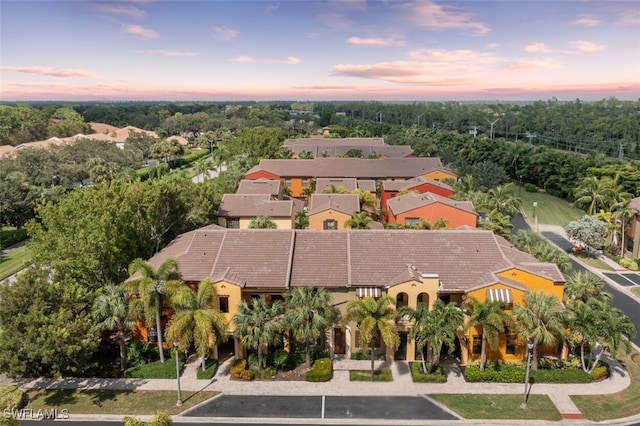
[
  {"left": 308, "top": 194, "right": 361, "bottom": 216},
  {"left": 284, "top": 137, "right": 386, "bottom": 147},
  {"left": 218, "top": 194, "right": 294, "bottom": 217},
  {"left": 387, "top": 192, "right": 477, "bottom": 215},
  {"left": 629, "top": 197, "right": 640, "bottom": 212},
  {"left": 90, "top": 122, "right": 120, "bottom": 134},
  {"left": 237, "top": 179, "right": 283, "bottom": 196},
  {"left": 381, "top": 176, "right": 453, "bottom": 192},
  {"left": 246, "top": 158, "right": 447, "bottom": 179},
  {"left": 143, "top": 227, "right": 564, "bottom": 293}
]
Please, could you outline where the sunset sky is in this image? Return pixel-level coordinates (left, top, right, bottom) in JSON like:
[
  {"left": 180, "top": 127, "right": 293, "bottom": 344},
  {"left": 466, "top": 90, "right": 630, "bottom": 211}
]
[{"left": 1, "top": 0, "right": 639, "bottom": 102}]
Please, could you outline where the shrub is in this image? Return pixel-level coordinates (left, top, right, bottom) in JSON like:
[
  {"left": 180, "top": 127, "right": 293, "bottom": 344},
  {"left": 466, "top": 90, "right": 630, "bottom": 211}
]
[
  {"left": 122, "top": 416, "right": 144, "bottom": 426},
  {"left": 524, "top": 183, "right": 537, "bottom": 193},
  {"left": 619, "top": 258, "right": 639, "bottom": 271},
  {"left": 0, "top": 418, "right": 19, "bottom": 426},
  {"left": 255, "top": 367, "right": 276, "bottom": 379},
  {"left": 464, "top": 359, "right": 602, "bottom": 383},
  {"left": 410, "top": 362, "right": 447, "bottom": 383},
  {"left": 306, "top": 357, "right": 332, "bottom": 382},
  {"left": 272, "top": 349, "right": 291, "bottom": 370},
  {"left": 230, "top": 358, "right": 247, "bottom": 380},
  {"left": 247, "top": 353, "right": 259, "bottom": 367},
  {"left": 590, "top": 361, "right": 610, "bottom": 381},
  {"left": 0, "top": 386, "right": 28, "bottom": 411},
  {"left": 350, "top": 351, "right": 385, "bottom": 361},
  {"left": 196, "top": 359, "right": 219, "bottom": 380},
  {"left": 311, "top": 348, "right": 329, "bottom": 362},
  {"left": 147, "top": 411, "right": 173, "bottom": 426},
  {"left": 464, "top": 361, "right": 525, "bottom": 383},
  {"left": 240, "top": 369, "right": 255, "bottom": 381}
]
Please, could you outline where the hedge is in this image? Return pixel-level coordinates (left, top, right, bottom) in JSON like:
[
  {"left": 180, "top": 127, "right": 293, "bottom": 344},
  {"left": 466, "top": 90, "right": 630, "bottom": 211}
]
[
  {"left": 306, "top": 358, "right": 332, "bottom": 382},
  {"left": 464, "top": 360, "right": 609, "bottom": 383},
  {"left": 410, "top": 362, "right": 447, "bottom": 383}
]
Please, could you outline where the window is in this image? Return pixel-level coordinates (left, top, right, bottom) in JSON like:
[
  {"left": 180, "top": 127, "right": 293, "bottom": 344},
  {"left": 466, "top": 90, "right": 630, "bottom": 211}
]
[
  {"left": 396, "top": 292, "right": 408, "bottom": 309},
  {"left": 219, "top": 296, "right": 229, "bottom": 313},
  {"left": 285, "top": 179, "right": 291, "bottom": 187},
  {"left": 405, "top": 218, "right": 420, "bottom": 226},
  {"left": 324, "top": 219, "right": 337, "bottom": 230},
  {"left": 627, "top": 238, "right": 634, "bottom": 253},
  {"left": 302, "top": 178, "right": 308, "bottom": 187},
  {"left": 506, "top": 334, "right": 516, "bottom": 355},
  {"left": 472, "top": 336, "right": 482, "bottom": 354},
  {"left": 226, "top": 218, "right": 240, "bottom": 229}
]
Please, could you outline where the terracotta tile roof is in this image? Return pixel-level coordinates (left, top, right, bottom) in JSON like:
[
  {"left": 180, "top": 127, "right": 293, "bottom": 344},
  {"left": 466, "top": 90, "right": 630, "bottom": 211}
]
[
  {"left": 237, "top": 179, "right": 282, "bottom": 196},
  {"left": 287, "top": 144, "right": 413, "bottom": 158},
  {"left": 246, "top": 158, "right": 447, "bottom": 179},
  {"left": 387, "top": 192, "right": 477, "bottom": 215},
  {"left": 629, "top": 197, "right": 640, "bottom": 211},
  {"left": 218, "top": 194, "right": 293, "bottom": 217},
  {"left": 308, "top": 194, "right": 361, "bottom": 216},
  {"left": 142, "top": 227, "right": 564, "bottom": 292},
  {"left": 90, "top": 122, "right": 120, "bottom": 134},
  {"left": 381, "top": 176, "right": 453, "bottom": 192},
  {"left": 283, "top": 137, "right": 386, "bottom": 147}
]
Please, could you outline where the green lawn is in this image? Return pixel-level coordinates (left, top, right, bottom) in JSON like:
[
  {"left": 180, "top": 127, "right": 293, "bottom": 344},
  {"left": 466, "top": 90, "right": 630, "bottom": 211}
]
[
  {"left": 631, "top": 287, "right": 640, "bottom": 298},
  {"left": 349, "top": 369, "right": 393, "bottom": 381},
  {"left": 25, "top": 389, "right": 218, "bottom": 416},
  {"left": 0, "top": 245, "right": 31, "bottom": 280},
  {"left": 518, "top": 188, "right": 585, "bottom": 227},
  {"left": 572, "top": 350, "right": 640, "bottom": 421},
  {"left": 427, "top": 393, "right": 561, "bottom": 421}
]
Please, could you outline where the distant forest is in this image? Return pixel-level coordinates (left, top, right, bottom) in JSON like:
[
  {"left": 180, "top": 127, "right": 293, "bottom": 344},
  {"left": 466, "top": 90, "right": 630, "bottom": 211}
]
[{"left": 1, "top": 98, "right": 639, "bottom": 160}]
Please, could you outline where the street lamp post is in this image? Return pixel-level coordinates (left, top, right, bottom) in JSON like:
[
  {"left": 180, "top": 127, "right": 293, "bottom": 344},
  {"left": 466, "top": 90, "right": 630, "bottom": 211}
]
[
  {"left": 173, "top": 338, "right": 183, "bottom": 406},
  {"left": 532, "top": 201, "right": 538, "bottom": 233},
  {"left": 521, "top": 339, "right": 535, "bottom": 408}
]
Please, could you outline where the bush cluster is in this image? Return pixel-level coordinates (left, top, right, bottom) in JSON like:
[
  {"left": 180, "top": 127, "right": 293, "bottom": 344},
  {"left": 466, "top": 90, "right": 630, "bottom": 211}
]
[
  {"left": 619, "top": 258, "right": 639, "bottom": 271},
  {"left": 0, "top": 386, "right": 28, "bottom": 412},
  {"left": 230, "top": 358, "right": 247, "bottom": 380},
  {"left": 350, "top": 351, "right": 386, "bottom": 361},
  {"left": 306, "top": 358, "right": 332, "bottom": 382},
  {"left": 410, "top": 362, "right": 447, "bottom": 383},
  {"left": 523, "top": 183, "right": 537, "bottom": 193},
  {"left": 464, "top": 359, "right": 608, "bottom": 383}
]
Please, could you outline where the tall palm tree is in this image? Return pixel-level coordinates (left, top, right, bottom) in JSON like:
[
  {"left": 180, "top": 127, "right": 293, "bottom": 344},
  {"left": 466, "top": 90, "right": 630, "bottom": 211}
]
[
  {"left": 166, "top": 278, "right": 229, "bottom": 370},
  {"left": 511, "top": 291, "right": 567, "bottom": 370},
  {"left": 343, "top": 296, "right": 399, "bottom": 380},
  {"left": 284, "top": 286, "right": 337, "bottom": 367},
  {"left": 352, "top": 189, "right": 375, "bottom": 210},
  {"left": 126, "top": 258, "right": 182, "bottom": 363},
  {"left": 249, "top": 215, "right": 277, "bottom": 229},
  {"left": 401, "top": 300, "right": 464, "bottom": 374},
  {"left": 483, "top": 182, "right": 523, "bottom": 217},
  {"left": 573, "top": 176, "right": 615, "bottom": 215},
  {"left": 612, "top": 200, "right": 636, "bottom": 256},
  {"left": 531, "top": 243, "right": 572, "bottom": 273},
  {"left": 92, "top": 285, "right": 135, "bottom": 371},
  {"left": 464, "top": 297, "right": 509, "bottom": 370},
  {"left": 563, "top": 271, "right": 610, "bottom": 306},
  {"left": 344, "top": 212, "right": 373, "bottom": 229},
  {"left": 233, "top": 297, "right": 284, "bottom": 370}
]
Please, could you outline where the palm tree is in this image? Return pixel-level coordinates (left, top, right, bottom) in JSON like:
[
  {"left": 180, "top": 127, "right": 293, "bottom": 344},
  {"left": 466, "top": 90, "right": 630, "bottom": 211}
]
[
  {"left": 352, "top": 189, "right": 375, "bottom": 210},
  {"left": 126, "top": 258, "right": 182, "bottom": 363},
  {"left": 233, "top": 297, "right": 284, "bottom": 370},
  {"left": 573, "top": 176, "right": 615, "bottom": 215},
  {"left": 322, "top": 183, "right": 347, "bottom": 194},
  {"left": 483, "top": 183, "right": 523, "bottom": 217},
  {"left": 482, "top": 211, "right": 513, "bottom": 238},
  {"left": 166, "top": 278, "right": 229, "bottom": 371},
  {"left": 92, "top": 285, "right": 135, "bottom": 371},
  {"left": 298, "top": 150, "right": 314, "bottom": 159},
  {"left": 511, "top": 291, "right": 567, "bottom": 370},
  {"left": 613, "top": 200, "right": 636, "bottom": 256},
  {"left": 531, "top": 243, "right": 572, "bottom": 273},
  {"left": 343, "top": 296, "right": 399, "bottom": 380},
  {"left": 284, "top": 286, "right": 337, "bottom": 367},
  {"left": 249, "top": 215, "right": 277, "bottom": 229},
  {"left": 344, "top": 212, "right": 373, "bottom": 229},
  {"left": 564, "top": 271, "right": 610, "bottom": 306},
  {"left": 464, "top": 297, "right": 509, "bottom": 370},
  {"left": 401, "top": 300, "right": 464, "bottom": 374}
]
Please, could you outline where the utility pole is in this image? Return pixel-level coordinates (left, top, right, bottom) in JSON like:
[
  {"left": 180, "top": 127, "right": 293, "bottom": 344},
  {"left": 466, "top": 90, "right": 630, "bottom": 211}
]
[{"left": 486, "top": 117, "right": 499, "bottom": 140}]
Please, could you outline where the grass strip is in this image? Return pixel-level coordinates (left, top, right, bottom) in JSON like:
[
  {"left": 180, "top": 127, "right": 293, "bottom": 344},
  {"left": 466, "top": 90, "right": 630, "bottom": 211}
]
[
  {"left": 428, "top": 393, "right": 561, "bottom": 421},
  {"left": 349, "top": 369, "right": 392, "bottom": 381},
  {"left": 25, "top": 389, "right": 218, "bottom": 416},
  {"left": 518, "top": 188, "right": 584, "bottom": 227},
  {"left": 572, "top": 350, "right": 640, "bottom": 421},
  {"left": 0, "top": 245, "right": 31, "bottom": 280}
]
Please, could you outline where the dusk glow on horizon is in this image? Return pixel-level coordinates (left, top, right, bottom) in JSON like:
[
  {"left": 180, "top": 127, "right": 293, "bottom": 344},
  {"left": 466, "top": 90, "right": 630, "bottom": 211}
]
[{"left": 1, "top": 0, "right": 639, "bottom": 102}]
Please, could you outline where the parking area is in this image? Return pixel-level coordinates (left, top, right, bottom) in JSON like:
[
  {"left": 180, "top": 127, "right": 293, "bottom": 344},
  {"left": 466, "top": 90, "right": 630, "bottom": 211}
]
[
  {"left": 184, "top": 395, "right": 459, "bottom": 421},
  {"left": 602, "top": 272, "right": 640, "bottom": 287}
]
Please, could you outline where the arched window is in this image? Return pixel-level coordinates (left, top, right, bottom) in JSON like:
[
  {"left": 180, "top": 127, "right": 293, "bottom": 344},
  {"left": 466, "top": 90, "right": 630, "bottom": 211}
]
[{"left": 396, "top": 292, "right": 408, "bottom": 309}]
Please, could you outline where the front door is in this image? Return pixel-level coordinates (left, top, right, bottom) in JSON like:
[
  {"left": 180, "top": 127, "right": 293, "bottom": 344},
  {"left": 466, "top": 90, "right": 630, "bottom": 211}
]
[
  {"left": 334, "top": 327, "right": 346, "bottom": 355},
  {"left": 395, "top": 332, "right": 407, "bottom": 360}
]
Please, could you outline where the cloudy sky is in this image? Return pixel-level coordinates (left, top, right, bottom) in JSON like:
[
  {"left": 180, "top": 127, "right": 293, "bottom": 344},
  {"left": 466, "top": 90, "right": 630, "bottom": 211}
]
[{"left": 1, "top": 0, "right": 638, "bottom": 101}]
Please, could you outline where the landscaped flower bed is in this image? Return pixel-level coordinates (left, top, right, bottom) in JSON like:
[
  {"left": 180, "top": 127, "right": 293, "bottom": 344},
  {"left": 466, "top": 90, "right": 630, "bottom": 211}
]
[
  {"left": 410, "top": 362, "right": 447, "bottom": 383},
  {"left": 463, "top": 359, "right": 609, "bottom": 383}
]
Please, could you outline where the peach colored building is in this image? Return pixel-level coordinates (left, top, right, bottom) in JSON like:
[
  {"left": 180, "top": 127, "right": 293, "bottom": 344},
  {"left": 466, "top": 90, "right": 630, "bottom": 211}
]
[{"left": 386, "top": 192, "right": 477, "bottom": 229}]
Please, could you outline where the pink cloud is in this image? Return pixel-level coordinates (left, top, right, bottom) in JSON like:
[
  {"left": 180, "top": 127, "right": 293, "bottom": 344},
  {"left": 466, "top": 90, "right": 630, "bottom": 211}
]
[
  {"left": 332, "top": 61, "right": 473, "bottom": 85},
  {"left": 124, "top": 24, "right": 159, "bottom": 39},
  {"left": 282, "top": 56, "right": 301, "bottom": 65},
  {"left": 408, "top": 48, "right": 503, "bottom": 65},
  {"left": 572, "top": 14, "right": 600, "bottom": 27},
  {"left": 212, "top": 25, "right": 238, "bottom": 41},
  {"left": 137, "top": 50, "right": 198, "bottom": 57},
  {"left": 346, "top": 36, "right": 406, "bottom": 47},
  {"left": 570, "top": 40, "right": 604, "bottom": 52},
  {"left": 229, "top": 55, "right": 255, "bottom": 63},
  {"left": 410, "top": 1, "right": 490, "bottom": 36},
  {"left": 1, "top": 66, "right": 98, "bottom": 79},
  {"left": 524, "top": 42, "right": 551, "bottom": 53},
  {"left": 504, "top": 58, "right": 563, "bottom": 72},
  {"left": 618, "top": 11, "right": 640, "bottom": 26},
  {"left": 93, "top": 3, "right": 147, "bottom": 19}
]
